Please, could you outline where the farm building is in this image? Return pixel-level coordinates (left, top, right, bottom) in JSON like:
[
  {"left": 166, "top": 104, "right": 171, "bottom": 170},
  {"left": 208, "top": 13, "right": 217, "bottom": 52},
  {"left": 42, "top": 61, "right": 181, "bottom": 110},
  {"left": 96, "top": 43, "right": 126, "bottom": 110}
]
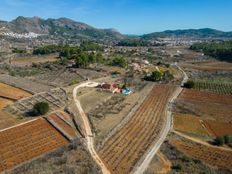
[{"left": 98, "top": 82, "right": 121, "bottom": 94}]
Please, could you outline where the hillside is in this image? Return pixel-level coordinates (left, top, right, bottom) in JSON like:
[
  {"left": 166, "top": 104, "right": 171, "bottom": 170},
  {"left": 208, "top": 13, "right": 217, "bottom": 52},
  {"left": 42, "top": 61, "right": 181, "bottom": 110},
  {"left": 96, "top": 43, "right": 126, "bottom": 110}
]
[
  {"left": 142, "top": 28, "right": 232, "bottom": 40},
  {"left": 0, "top": 16, "right": 125, "bottom": 41}
]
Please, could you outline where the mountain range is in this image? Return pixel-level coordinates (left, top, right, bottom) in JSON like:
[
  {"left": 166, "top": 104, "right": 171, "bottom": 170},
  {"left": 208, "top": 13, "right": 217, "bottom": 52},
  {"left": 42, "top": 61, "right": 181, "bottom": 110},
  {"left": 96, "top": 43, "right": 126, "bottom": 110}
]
[
  {"left": 0, "top": 16, "right": 124, "bottom": 41},
  {"left": 142, "top": 28, "right": 232, "bottom": 40},
  {"left": 0, "top": 16, "right": 232, "bottom": 41}
]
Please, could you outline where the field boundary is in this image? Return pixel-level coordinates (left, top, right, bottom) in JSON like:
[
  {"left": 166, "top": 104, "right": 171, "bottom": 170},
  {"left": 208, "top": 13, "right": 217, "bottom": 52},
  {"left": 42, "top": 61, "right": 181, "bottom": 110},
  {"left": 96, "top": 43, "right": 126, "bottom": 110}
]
[{"left": 96, "top": 83, "right": 154, "bottom": 150}]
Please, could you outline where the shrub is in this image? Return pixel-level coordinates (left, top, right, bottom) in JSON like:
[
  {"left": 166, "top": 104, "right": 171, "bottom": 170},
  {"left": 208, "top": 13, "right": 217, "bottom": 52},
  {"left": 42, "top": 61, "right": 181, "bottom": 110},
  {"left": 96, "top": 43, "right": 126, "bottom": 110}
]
[
  {"left": 214, "top": 136, "right": 225, "bottom": 146},
  {"left": 33, "top": 102, "right": 49, "bottom": 116},
  {"left": 172, "top": 163, "right": 183, "bottom": 171},
  {"left": 144, "top": 70, "right": 162, "bottom": 82},
  {"left": 69, "top": 80, "right": 79, "bottom": 86},
  {"left": 224, "top": 135, "right": 232, "bottom": 144},
  {"left": 183, "top": 80, "right": 195, "bottom": 88},
  {"left": 111, "top": 57, "right": 127, "bottom": 68}
]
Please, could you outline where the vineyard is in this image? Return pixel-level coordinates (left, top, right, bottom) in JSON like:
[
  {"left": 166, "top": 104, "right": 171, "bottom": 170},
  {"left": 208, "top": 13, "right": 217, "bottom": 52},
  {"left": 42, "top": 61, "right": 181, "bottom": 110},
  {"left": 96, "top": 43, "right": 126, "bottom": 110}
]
[
  {"left": 98, "top": 84, "right": 175, "bottom": 174},
  {"left": 171, "top": 139, "right": 232, "bottom": 171},
  {"left": 204, "top": 120, "right": 232, "bottom": 137},
  {"left": 193, "top": 80, "right": 232, "bottom": 95},
  {"left": 0, "top": 118, "right": 69, "bottom": 172},
  {"left": 173, "top": 113, "right": 232, "bottom": 138},
  {"left": 47, "top": 112, "right": 78, "bottom": 140},
  {"left": 174, "top": 89, "right": 232, "bottom": 123}
]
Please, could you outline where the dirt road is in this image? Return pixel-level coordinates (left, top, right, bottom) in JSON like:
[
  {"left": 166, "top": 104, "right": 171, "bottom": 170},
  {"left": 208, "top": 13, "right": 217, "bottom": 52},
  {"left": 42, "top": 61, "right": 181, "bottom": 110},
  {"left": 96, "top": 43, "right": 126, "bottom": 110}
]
[
  {"left": 157, "top": 152, "right": 172, "bottom": 174},
  {"left": 173, "top": 130, "right": 232, "bottom": 152},
  {"left": 72, "top": 64, "right": 187, "bottom": 174},
  {"left": 73, "top": 82, "right": 110, "bottom": 174},
  {"left": 133, "top": 64, "right": 188, "bottom": 174}
]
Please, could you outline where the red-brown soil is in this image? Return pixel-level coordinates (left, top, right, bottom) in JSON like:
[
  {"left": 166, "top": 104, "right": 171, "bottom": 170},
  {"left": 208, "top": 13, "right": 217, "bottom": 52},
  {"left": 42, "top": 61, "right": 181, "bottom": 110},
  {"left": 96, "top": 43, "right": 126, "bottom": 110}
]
[{"left": 98, "top": 84, "right": 175, "bottom": 174}]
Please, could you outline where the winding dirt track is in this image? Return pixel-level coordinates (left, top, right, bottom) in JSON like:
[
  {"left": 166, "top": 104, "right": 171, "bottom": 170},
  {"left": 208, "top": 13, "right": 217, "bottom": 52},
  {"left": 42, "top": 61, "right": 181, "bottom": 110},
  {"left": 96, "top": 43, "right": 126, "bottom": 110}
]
[
  {"left": 73, "top": 82, "right": 110, "bottom": 174},
  {"left": 72, "top": 64, "right": 187, "bottom": 174}
]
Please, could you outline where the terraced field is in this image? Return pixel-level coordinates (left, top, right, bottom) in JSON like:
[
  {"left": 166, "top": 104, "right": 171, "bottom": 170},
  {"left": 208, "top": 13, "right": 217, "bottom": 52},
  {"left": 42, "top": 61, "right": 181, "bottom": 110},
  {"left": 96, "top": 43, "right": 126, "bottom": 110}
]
[
  {"left": 174, "top": 89, "right": 232, "bottom": 122},
  {"left": 173, "top": 113, "right": 209, "bottom": 136},
  {"left": 0, "top": 118, "right": 69, "bottom": 172},
  {"left": 4, "top": 88, "right": 67, "bottom": 116},
  {"left": 171, "top": 139, "right": 232, "bottom": 171},
  {"left": 47, "top": 112, "right": 78, "bottom": 139},
  {"left": 204, "top": 120, "right": 232, "bottom": 137},
  {"left": 99, "top": 84, "right": 175, "bottom": 174},
  {"left": 0, "top": 98, "right": 13, "bottom": 108},
  {"left": 173, "top": 113, "right": 232, "bottom": 137},
  {"left": 0, "top": 74, "right": 53, "bottom": 94},
  {"left": 0, "top": 110, "right": 25, "bottom": 130},
  {"left": 181, "top": 61, "right": 232, "bottom": 72},
  {"left": 0, "top": 82, "right": 32, "bottom": 100}
]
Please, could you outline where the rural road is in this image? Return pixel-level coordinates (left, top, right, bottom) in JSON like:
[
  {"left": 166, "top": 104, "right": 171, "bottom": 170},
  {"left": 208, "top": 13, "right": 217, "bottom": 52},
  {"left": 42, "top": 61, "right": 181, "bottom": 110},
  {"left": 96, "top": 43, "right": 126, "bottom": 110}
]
[
  {"left": 73, "top": 64, "right": 188, "bottom": 174},
  {"left": 73, "top": 82, "right": 111, "bottom": 174},
  {"left": 173, "top": 130, "right": 232, "bottom": 152},
  {"left": 133, "top": 64, "right": 188, "bottom": 174}
]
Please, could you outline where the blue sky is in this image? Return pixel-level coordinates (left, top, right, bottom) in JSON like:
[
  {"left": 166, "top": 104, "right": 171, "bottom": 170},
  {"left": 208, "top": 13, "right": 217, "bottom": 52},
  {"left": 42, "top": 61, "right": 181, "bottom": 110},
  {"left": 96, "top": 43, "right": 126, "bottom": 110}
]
[{"left": 0, "top": 0, "right": 231, "bottom": 34}]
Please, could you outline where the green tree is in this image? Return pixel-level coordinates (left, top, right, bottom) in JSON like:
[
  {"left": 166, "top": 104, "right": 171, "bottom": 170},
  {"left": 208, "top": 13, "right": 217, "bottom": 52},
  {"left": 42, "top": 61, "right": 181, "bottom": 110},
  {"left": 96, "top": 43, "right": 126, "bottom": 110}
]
[
  {"left": 111, "top": 57, "right": 127, "bottom": 68},
  {"left": 184, "top": 80, "right": 195, "bottom": 88},
  {"left": 224, "top": 135, "right": 232, "bottom": 144},
  {"left": 215, "top": 136, "right": 225, "bottom": 146},
  {"left": 88, "top": 53, "right": 96, "bottom": 64},
  {"left": 96, "top": 52, "right": 104, "bottom": 63},
  {"left": 163, "top": 70, "right": 174, "bottom": 81},
  {"left": 151, "top": 71, "right": 162, "bottom": 81},
  {"left": 33, "top": 102, "right": 49, "bottom": 116},
  {"left": 60, "top": 57, "right": 68, "bottom": 65}
]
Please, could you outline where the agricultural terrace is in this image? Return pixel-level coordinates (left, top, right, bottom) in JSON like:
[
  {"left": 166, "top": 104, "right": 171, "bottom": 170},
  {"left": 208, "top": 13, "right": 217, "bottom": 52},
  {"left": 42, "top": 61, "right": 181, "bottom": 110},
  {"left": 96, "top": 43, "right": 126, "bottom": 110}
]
[
  {"left": 4, "top": 88, "right": 67, "bottom": 117},
  {"left": 192, "top": 80, "right": 232, "bottom": 95},
  {"left": 0, "top": 98, "right": 13, "bottom": 108},
  {"left": 174, "top": 89, "right": 232, "bottom": 123},
  {"left": 0, "top": 118, "right": 69, "bottom": 172},
  {"left": 99, "top": 84, "right": 175, "bottom": 174},
  {"left": 0, "top": 82, "right": 32, "bottom": 100},
  {"left": 47, "top": 112, "right": 78, "bottom": 139},
  {"left": 181, "top": 61, "right": 232, "bottom": 72},
  {"left": 8, "top": 54, "right": 59, "bottom": 66},
  {"left": 204, "top": 120, "right": 232, "bottom": 137},
  {"left": 173, "top": 113, "right": 232, "bottom": 137},
  {"left": 173, "top": 113, "right": 210, "bottom": 136},
  {"left": 0, "top": 74, "right": 53, "bottom": 94},
  {"left": 0, "top": 110, "right": 26, "bottom": 130},
  {"left": 171, "top": 138, "right": 232, "bottom": 171}
]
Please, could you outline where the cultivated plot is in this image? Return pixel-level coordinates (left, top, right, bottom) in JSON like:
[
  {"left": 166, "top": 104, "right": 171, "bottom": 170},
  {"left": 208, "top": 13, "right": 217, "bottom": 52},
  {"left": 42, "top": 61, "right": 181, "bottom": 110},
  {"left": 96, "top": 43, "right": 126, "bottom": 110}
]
[{"left": 99, "top": 84, "right": 175, "bottom": 174}]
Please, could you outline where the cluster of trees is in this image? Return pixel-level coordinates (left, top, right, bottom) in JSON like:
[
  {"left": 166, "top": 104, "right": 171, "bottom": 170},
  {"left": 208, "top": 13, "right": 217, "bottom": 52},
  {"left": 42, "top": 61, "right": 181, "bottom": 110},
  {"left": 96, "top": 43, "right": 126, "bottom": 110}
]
[
  {"left": 33, "top": 45, "right": 64, "bottom": 55},
  {"left": 33, "top": 42, "right": 103, "bottom": 55},
  {"left": 79, "top": 41, "right": 104, "bottom": 51},
  {"left": 190, "top": 41, "right": 232, "bottom": 62},
  {"left": 110, "top": 57, "right": 127, "bottom": 68},
  {"left": 12, "top": 48, "right": 27, "bottom": 54},
  {"left": 73, "top": 52, "right": 104, "bottom": 68},
  {"left": 157, "top": 61, "right": 170, "bottom": 68},
  {"left": 117, "top": 39, "right": 150, "bottom": 47},
  {"left": 32, "top": 43, "right": 130, "bottom": 69},
  {"left": 33, "top": 43, "right": 105, "bottom": 68},
  {"left": 214, "top": 135, "right": 232, "bottom": 147},
  {"left": 144, "top": 70, "right": 174, "bottom": 82}
]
